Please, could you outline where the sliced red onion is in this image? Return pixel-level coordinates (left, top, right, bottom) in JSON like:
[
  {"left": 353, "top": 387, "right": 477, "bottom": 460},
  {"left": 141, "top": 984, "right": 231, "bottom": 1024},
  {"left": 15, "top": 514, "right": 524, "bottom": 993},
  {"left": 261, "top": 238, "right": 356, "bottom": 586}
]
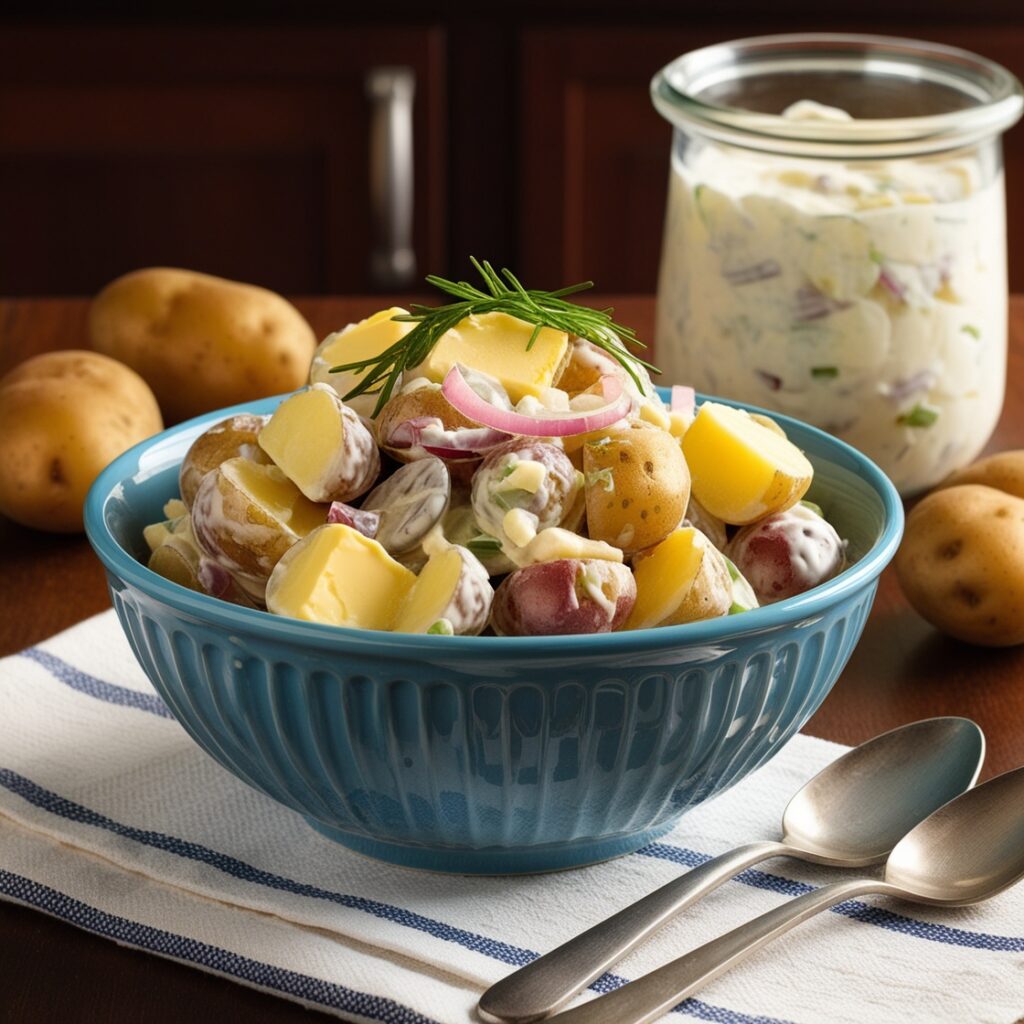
[
  {"left": 670, "top": 385, "right": 695, "bottom": 418},
  {"left": 886, "top": 370, "right": 936, "bottom": 403},
  {"left": 793, "top": 284, "right": 850, "bottom": 321},
  {"left": 878, "top": 267, "right": 907, "bottom": 301},
  {"left": 441, "top": 364, "right": 629, "bottom": 437},
  {"left": 327, "top": 502, "right": 381, "bottom": 538},
  {"left": 386, "top": 415, "right": 507, "bottom": 458},
  {"left": 198, "top": 558, "right": 235, "bottom": 599},
  {"left": 722, "top": 259, "right": 782, "bottom": 286}
]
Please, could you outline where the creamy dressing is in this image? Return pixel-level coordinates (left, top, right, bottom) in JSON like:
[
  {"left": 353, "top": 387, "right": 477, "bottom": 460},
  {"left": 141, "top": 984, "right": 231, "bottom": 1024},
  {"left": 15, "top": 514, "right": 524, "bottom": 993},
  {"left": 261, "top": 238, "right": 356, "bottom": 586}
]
[{"left": 656, "top": 103, "right": 1007, "bottom": 493}]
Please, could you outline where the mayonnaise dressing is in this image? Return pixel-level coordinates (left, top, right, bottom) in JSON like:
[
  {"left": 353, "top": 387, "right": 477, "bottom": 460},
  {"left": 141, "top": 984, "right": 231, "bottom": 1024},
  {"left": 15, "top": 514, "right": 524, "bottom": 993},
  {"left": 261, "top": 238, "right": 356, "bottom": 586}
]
[{"left": 655, "top": 101, "right": 1007, "bottom": 493}]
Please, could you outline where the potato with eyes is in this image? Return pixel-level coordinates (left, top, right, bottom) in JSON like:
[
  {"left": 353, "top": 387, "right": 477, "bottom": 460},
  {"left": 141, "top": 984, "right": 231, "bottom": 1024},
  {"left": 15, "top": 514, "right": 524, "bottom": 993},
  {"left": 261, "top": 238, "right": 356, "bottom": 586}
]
[
  {"left": 179, "top": 414, "right": 271, "bottom": 508},
  {"left": 895, "top": 483, "right": 1024, "bottom": 646},
  {"left": 583, "top": 421, "right": 690, "bottom": 555}
]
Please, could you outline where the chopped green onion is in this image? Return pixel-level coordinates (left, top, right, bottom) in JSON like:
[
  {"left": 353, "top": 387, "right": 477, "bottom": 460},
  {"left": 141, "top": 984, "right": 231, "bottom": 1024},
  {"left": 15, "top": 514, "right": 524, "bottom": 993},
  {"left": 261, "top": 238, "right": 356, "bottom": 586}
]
[
  {"left": 427, "top": 619, "right": 454, "bottom": 636},
  {"left": 961, "top": 324, "right": 981, "bottom": 340},
  {"left": 723, "top": 556, "right": 741, "bottom": 583},
  {"left": 811, "top": 366, "right": 839, "bottom": 379},
  {"left": 800, "top": 499, "right": 824, "bottom": 517},
  {"left": 869, "top": 244, "right": 885, "bottom": 265},
  {"left": 729, "top": 602, "right": 750, "bottom": 615},
  {"left": 466, "top": 534, "right": 502, "bottom": 555},
  {"left": 897, "top": 404, "right": 939, "bottom": 428},
  {"left": 493, "top": 489, "right": 532, "bottom": 512}
]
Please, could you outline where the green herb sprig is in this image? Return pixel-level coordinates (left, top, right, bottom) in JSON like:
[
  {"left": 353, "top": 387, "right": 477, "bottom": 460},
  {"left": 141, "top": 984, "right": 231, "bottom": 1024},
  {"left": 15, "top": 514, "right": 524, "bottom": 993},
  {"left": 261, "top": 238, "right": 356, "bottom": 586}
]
[{"left": 330, "top": 258, "right": 658, "bottom": 416}]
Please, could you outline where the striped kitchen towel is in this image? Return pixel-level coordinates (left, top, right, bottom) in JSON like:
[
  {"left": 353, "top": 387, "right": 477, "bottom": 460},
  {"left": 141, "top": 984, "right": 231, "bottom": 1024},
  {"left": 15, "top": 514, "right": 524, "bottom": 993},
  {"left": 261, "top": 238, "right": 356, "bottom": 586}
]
[{"left": 1, "top": 610, "right": 1021, "bottom": 1024}]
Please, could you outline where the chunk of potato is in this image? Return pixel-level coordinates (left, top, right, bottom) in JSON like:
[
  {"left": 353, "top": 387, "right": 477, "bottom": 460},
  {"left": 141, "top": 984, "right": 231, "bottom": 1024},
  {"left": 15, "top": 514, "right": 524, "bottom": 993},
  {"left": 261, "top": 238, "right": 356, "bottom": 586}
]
[
  {"left": 266, "top": 523, "right": 415, "bottom": 629},
  {"left": 393, "top": 544, "right": 493, "bottom": 636},
  {"left": 895, "top": 483, "right": 1024, "bottom": 646},
  {"left": 258, "top": 385, "right": 380, "bottom": 503},
  {"left": 0, "top": 350, "right": 163, "bottom": 532},
  {"left": 191, "top": 456, "right": 326, "bottom": 583},
  {"left": 309, "top": 307, "right": 414, "bottom": 418},
  {"left": 623, "top": 527, "right": 705, "bottom": 630},
  {"left": 89, "top": 267, "right": 316, "bottom": 422},
  {"left": 179, "top": 414, "right": 270, "bottom": 509},
  {"left": 583, "top": 421, "right": 690, "bottom": 554},
  {"left": 682, "top": 401, "right": 812, "bottom": 525}
]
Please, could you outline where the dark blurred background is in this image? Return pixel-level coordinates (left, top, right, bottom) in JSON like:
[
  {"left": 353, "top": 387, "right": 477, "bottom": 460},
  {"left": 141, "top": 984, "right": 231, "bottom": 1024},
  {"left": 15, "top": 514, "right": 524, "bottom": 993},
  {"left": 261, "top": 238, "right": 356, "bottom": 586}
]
[{"left": 3, "top": 1, "right": 1024, "bottom": 296}]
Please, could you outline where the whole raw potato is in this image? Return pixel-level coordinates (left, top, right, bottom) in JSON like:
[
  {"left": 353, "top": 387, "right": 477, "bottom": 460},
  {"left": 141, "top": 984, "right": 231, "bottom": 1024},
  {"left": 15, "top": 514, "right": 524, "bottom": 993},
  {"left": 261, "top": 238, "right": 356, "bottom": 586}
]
[
  {"left": 88, "top": 268, "right": 316, "bottom": 422},
  {"left": 0, "top": 350, "right": 163, "bottom": 532},
  {"left": 895, "top": 483, "right": 1024, "bottom": 646},
  {"left": 939, "top": 450, "right": 1024, "bottom": 500}
]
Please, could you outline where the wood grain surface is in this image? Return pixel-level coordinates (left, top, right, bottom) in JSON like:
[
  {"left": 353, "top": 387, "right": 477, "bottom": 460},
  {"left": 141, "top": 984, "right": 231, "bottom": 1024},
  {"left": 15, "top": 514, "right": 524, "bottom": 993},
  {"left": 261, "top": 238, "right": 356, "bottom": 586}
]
[{"left": 1, "top": 295, "right": 1022, "bottom": 1022}]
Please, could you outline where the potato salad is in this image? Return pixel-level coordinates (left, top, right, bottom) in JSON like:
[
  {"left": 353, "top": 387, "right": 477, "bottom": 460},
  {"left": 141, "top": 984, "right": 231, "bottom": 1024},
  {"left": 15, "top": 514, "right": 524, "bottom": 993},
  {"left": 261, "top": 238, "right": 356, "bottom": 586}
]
[
  {"left": 142, "top": 297, "right": 848, "bottom": 637},
  {"left": 656, "top": 102, "right": 1007, "bottom": 494}
]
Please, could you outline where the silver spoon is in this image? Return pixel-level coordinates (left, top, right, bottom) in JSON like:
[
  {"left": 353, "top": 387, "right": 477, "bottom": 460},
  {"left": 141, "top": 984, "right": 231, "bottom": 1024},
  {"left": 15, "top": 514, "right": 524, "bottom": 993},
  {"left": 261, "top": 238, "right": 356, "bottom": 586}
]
[
  {"left": 543, "top": 762, "right": 1024, "bottom": 1024},
  {"left": 478, "top": 718, "right": 984, "bottom": 1024}
]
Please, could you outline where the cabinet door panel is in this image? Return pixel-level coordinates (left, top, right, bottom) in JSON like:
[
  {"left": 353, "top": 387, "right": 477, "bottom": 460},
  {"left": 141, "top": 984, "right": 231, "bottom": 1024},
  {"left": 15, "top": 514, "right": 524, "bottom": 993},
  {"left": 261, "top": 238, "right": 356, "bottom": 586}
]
[
  {"left": 522, "top": 26, "right": 1024, "bottom": 293},
  {"left": 0, "top": 28, "right": 446, "bottom": 296}
]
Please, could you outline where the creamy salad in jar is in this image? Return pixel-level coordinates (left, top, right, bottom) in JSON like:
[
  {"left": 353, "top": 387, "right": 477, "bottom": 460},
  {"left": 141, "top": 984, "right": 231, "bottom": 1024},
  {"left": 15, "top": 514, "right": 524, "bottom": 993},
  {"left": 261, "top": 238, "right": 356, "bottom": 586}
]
[{"left": 652, "top": 36, "right": 1023, "bottom": 494}]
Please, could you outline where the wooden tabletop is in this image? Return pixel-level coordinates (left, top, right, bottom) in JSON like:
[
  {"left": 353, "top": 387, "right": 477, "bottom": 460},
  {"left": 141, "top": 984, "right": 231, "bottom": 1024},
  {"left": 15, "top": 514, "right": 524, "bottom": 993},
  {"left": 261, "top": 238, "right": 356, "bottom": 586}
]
[{"left": 2, "top": 295, "right": 1023, "bottom": 1021}]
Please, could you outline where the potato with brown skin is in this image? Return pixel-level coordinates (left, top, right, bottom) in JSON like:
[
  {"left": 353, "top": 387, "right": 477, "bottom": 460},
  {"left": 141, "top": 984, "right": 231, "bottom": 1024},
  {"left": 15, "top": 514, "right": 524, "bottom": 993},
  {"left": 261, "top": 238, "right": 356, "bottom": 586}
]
[
  {"left": 179, "top": 414, "right": 271, "bottom": 508},
  {"left": 665, "top": 532, "right": 734, "bottom": 624},
  {"left": 0, "top": 350, "right": 163, "bottom": 533},
  {"left": 583, "top": 421, "right": 690, "bottom": 554},
  {"left": 88, "top": 267, "right": 316, "bottom": 422},
  {"left": 374, "top": 383, "right": 482, "bottom": 462},
  {"left": 895, "top": 483, "right": 1024, "bottom": 646},
  {"left": 191, "top": 457, "right": 327, "bottom": 584},
  {"left": 938, "top": 450, "right": 1024, "bottom": 500}
]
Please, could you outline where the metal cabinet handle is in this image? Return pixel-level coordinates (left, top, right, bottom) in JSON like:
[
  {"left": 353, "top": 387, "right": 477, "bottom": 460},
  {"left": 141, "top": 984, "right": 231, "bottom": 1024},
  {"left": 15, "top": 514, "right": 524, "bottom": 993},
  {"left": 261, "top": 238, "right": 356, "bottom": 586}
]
[{"left": 366, "top": 66, "right": 416, "bottom": 289}]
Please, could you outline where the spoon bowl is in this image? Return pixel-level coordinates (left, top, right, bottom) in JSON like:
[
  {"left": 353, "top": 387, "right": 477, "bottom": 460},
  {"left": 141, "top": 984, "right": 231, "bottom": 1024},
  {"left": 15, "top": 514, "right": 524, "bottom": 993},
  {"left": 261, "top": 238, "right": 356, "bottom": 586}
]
[
  {"left": 886, "top": 762, "right": 1024, "bottom": 904},
  {"left": 544, "top": 764, "right": 1024, "bottom": 1024},
  {"left": 478, "top": 717, "right": 985, "bottom": 1024},
  {"left": 781, "top": 716, "right": 986, "bottom": 866}
]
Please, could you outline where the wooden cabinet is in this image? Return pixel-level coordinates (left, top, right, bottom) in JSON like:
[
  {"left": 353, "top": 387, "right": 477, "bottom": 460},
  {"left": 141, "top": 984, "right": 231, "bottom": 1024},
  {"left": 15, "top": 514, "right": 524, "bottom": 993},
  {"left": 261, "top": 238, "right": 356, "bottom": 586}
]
[
  {"left": 0, "top": 27, "right": 446, "bottom": 295},
  {"left": 519, "top": 25, "right": 1024, "bottom": 294},
  {"left": 3, "top": 15, "right": 1024, "bottom": 296}
]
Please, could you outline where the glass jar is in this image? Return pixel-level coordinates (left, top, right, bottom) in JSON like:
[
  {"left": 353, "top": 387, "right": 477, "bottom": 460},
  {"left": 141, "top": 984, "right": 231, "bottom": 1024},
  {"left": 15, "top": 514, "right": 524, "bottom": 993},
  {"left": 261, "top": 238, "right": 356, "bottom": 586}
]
[{"left": 652, "top": 34, "right": 1023, "bottom": 494}]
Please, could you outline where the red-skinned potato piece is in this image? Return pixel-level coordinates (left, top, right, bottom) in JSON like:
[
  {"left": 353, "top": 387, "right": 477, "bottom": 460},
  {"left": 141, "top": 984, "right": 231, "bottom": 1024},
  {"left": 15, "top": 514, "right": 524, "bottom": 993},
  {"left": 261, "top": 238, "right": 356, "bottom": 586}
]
[
  {"left": 491, "top": 559, "right": 635, "bottom": 636},
  {"left": 725, "top": 503, "right": 846, "bottom": 605}
]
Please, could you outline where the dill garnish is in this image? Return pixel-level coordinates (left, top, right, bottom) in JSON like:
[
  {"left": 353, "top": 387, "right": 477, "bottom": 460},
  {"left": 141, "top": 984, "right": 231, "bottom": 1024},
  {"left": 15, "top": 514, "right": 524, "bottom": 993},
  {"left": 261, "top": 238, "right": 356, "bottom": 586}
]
[{"left": 330, "top": 257, "right": 657, "bottom": 415}]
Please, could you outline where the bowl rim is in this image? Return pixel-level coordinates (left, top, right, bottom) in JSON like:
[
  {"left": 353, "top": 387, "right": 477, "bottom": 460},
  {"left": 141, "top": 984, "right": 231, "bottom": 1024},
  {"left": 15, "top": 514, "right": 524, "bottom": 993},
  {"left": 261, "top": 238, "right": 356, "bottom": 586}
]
[{"left": 84, "top": 390, "right": 903, "bottom": 657}]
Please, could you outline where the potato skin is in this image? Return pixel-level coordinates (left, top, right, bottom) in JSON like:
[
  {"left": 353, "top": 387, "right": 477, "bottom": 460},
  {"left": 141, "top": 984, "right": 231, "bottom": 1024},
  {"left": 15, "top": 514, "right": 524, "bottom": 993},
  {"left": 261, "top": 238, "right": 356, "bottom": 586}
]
[
  {"left": 895, "top": 484, "right": 1024, "bottom": 646},
  {"left": 88, "top": 267, "right": 316, "bottom": 422},
  {"left": 0, "top": 350, "right": 163, "bottom": 532},
  {"left": 583, "top": 421, "right": 690, "bottom": 554},
  {"left": 939, "top": 450, "right": 1024, "bottom": 500}
]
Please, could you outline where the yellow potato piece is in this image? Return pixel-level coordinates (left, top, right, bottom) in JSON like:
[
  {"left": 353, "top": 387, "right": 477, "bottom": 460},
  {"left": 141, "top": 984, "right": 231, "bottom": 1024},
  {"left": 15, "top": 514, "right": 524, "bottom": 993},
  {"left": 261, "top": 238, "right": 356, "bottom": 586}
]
[
  {"left": 310, "top": 307, "right": 413, "bottom": 415},
  {"left": 623, "top": 527, "right": 704, "bottom": 631},
  {"left": 682, "top": 402, "right": 812, "bottom": 525},
  {"left": 260, "top": 386, "right": 343, "bottom": 495},
  {"left": 392, "top": 547, "right": 464, "bottom": 634},
  {"left": 226, "top": 458, "right": 327, "bottom": 538},
  {"left": 267, "top": 524, "right": 415, "bottom": 629},
  {"left": 418, "top": 311, "right": 569, "bottom": 403}
]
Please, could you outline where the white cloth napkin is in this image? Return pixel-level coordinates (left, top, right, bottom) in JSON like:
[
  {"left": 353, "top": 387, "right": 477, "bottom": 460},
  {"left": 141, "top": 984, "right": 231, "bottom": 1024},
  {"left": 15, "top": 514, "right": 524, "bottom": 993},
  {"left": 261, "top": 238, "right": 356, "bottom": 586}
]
[{"left": 1, "top": 610, "right": 1021, "bottom": 1024}]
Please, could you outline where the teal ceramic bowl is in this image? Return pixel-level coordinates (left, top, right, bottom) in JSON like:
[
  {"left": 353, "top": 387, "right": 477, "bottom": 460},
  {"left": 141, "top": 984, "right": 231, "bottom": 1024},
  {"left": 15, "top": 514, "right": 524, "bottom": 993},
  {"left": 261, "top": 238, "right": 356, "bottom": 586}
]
[{"left": 85, "top": 392, "right": 902, "bottom": 874}]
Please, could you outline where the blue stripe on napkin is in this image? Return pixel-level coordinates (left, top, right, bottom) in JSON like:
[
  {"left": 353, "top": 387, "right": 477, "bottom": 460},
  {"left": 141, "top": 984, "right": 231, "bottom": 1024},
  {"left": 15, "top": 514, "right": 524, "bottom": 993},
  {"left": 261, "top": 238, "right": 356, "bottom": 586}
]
[
  {"left": 0, "top": 869, "right": 438, "bottom": 1024},
  {"left": 0, "top": 767, "right": 789, "bottom": 1024},
  {"left": 15, "top": 645, "right": 1024, "bottom": 956},
  {"left": 19, "top": 648, "right": 173, "bottom": 719}
]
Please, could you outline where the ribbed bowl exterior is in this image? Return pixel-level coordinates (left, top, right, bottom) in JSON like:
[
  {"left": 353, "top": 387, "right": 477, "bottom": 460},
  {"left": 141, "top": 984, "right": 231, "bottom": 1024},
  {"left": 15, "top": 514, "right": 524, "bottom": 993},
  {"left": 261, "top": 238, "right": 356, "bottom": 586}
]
[{"left": 87, "top": 392, "right": 902, "bottom": 874}]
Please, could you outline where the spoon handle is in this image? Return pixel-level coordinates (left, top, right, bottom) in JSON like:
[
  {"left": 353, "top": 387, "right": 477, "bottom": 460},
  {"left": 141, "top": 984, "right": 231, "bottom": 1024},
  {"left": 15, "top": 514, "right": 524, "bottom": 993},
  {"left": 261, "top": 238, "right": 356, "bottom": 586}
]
[
  {"left": 477, "top": 840, "right": 787, "bottom": 1023},
  {"left": 542, "top": 877, "right": 889, "bottom": 1024}
]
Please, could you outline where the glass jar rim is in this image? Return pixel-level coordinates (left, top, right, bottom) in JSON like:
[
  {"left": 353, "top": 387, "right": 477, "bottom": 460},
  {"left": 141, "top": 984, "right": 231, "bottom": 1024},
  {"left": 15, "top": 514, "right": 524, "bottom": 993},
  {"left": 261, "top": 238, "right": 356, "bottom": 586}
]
[{"left": 652, "top": 33, "right": 1024, "bottom": 158}]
